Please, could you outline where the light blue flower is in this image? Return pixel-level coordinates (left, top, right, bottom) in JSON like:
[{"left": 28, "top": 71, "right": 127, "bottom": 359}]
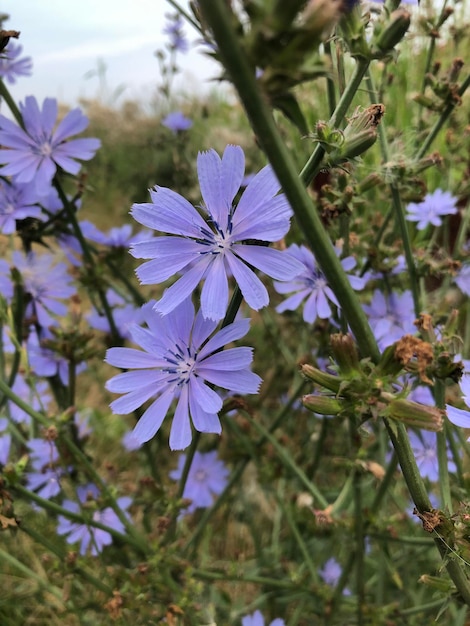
[
  {"left": 105, "top": 299, "right": 262, "bottom": 450},
  {"left": 0, "top": 96, "right": 100, "bottom": 194},
  {"left": 169, "top": 450, "right": 229, "bottom": 516},
  {"left": 406, "top": 189, "right": 457, "bottom": 231},
  {"left": 130, "top": 145, "right": 303, "bottom": 321}
]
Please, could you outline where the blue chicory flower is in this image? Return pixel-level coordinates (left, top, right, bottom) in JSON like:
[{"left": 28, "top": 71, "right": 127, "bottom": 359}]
[
  {"left": 26, "top": 437, "right": 63, "bottom": 499},
  {"left": 454, "top": 263, "right": 470, "bottom": 297},
  {"left": 0, "top": 418, "right": 11, "bottom": 466},
  {"left": 363, "top": 289, "right": 416, "bottom": 350},
  {"left": 446, "top": 374, "right": 470, "bottom": 435},
  {"left": 408, "top": 430, "right": 456, "bottom": 481},
  {"left": 0, "top": 179, "right": 43, "bottom": 234},
  {"left": 319, "top": 557, "right": 351, "bottom": 595},
  {"left": 163, "top": 13, "right": 190, "bottom": 53},
  {"left": 169, "top": 450, "right": 229, "bottom": 516},
  {"left": 0, "top": 96, "right": 101, "bottom": 195},
  {"left": 105, "top": 299, "right": 262, "bottom": 450},
  {"left": 405, "top": 189, "right": 458, "bottom": 231},
  {"left": 241, "top": 610, "right": 285, "bottom": 626},
  {"left": 12, "top": 251, "right": 76, "bottom": 328},
  {"left": 162, "top": 111, "right": 193, "bottom": 133},
  {"left": 56, "top": 485, "right": 132, "bottom": 556},
  {"left": 9, "top": 374, "right": 52, "bottom": 426},
  {"left": 0, "top": 259, "right": 13, "bottom": 302},
  {"left": 130, "top": 145, "right": 303, "bottom": 321},
  {"left": 0, "top": 42, "right": 33, "bottom": 84},
  {"left": 273, "top": 243, "right": 365, "bottom": 323}
]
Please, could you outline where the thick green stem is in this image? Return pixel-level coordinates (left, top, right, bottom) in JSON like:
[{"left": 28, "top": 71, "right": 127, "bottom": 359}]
[{"left": 198, "top": 0, "right": 379, "bottom": 362}]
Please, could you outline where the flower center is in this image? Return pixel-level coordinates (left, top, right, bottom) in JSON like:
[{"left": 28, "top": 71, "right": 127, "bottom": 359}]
[
  {"left": 194, "top": 469, "right": 208, "bottom": 483},
  {"left": 164, "top": 342, "right": 198, "bottom": 386},
  {"left": 197, "top": 214, "right": 234, "bottom": 257},
  {"left": 39, "top": 141, "right": 53, "bottom": 157}
]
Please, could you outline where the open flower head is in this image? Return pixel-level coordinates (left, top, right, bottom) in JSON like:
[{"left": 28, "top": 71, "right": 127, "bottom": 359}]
[
  {"left": 162, "top": 111, "right": 193, "bottom": 133},
  {"left": 274, "top": 243, "right": 365, "bottom": 323},
  {"left": 0, "top": 42, "right": 33, "bottom": 84},
  {"left": 363, "top": 289, "right": 416, "bottom": 350},
  {"left": 57, "top": 485, "right": 132, "bottom": 556},
  {"left": 0, "top": 179, "right": 43, "bottom": 235},
  {"left": 105, "top": 299, "right": 261, "bottom": 450},
  {"left": 13, "top": 251, "right": 76, "bottom": 327},
  {"left": 169, "top": 450, "right": 229, "bottom": 516},
  {"left": 446, "top": 373, "right": 470, "bottom": 436},
  {"left": 130, "top": 145, "right": 303, "bottom": 321},
  {"left": 0, "top": 96, "right": 101, "bottom": 194},
  {"left": 409, "top": 430, "right": 456, "bottom": 481},
  {"left": 406, "top": 189, "right": 458, "bottom": 231}
]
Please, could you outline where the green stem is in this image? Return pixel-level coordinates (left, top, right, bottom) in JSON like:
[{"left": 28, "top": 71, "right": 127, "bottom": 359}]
[
  {"left": 365, "top": 69, "right": 421, "bottom": 316},
  {"left": 20, "top": 523, "right": 113, "bottom": 594},
  {"left": 435, "top": 380, "right": 452, "bottom": 512},
  {"left": 0, "top": 547, "right": 65, "bottom": 602},
  {"left": 276, "top": 493, "right": 319, "bottom": 584},
  {"left": 384, "top": 419, "right": 470, "bottom": 606},
  {"left": 198, "top": 0, "right": 379, "bottom": 362},
  {"left": 13, "top": 484, "right": 131, "bottom": 545},
  {"left": 0, "top": 78, "right": 24, "bottom": 126},
  {"left": 0, "top": 377, "right": 148, "bottom": 554},
  {"left": 54, "top": 180, "right": 120, "bottom": 344},
  {"left": 241, "top": 411, "right": 328, "bottom": 509},
  {"left": 415, "top": 73, "right": 470, "bottom": 160}
]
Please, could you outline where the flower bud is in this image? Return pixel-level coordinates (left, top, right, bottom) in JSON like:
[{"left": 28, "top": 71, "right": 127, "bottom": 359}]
[
  {"left": 330, "top": 333, "right": 360, "bottom": 376},
  {"left": 328, "top": 105, "right": 384, "bottom": 164},
  {"left": 418, "top": 575, "right": 455, "bottom": 593},
  {"left": 300, "top": 364, "right": 341, "bottom": 392},
  {"left": 303, "top": 394, "right": 343, "bottom": 415},
  {"left": 386, "top": 398, "right": 444, "bottom": 431},
  {"left": 372, "top": 9, "right": 411, "bottom": 55}
]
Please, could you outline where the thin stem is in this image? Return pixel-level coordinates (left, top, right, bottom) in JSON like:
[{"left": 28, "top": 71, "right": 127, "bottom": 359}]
[
  {"left": 54, "top": 180, "right": 120, "bottom": 344},
  {"left": 365, "top": 69, "right": 421, "bottom": 315},
  {"left": 384, "top": 419, "right": 470, "bottom": 606},
  {"left": 435, "top": 380, "right": 452, "bottom": 512},
  {"left": 276, "top": 495, "right": 319, "bottom": 584},
  {"left": 20, "top": 523, "right": 113, "bottom": 594},
  {"left": 0, "top": 547, "right": 65, "bottom": 602},
  {"left": 13, "top": 484, "right": 131, "bottom": 545},
  {"left": 415, "top": 73, "right": 470, "bottom": 160},
  {"left": 241, "top": 411, "right": 329, "bottom": 509},
  {"left": 0, "top": 78, "right": 24, "bottom": 126},
  {"left": 300, "top": 57, "right": 370, "bottom": 187}
]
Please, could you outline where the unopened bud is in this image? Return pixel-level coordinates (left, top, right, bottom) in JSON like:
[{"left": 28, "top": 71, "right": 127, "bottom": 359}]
[
  {"left": 386, "top": 398, "right": 444, "bottom": 431},
  {"left": 419, "top": 574, "right": 455, "bottom": 593},
  {"left": 328, "top": 105, "right": 384, "bottom": 164},
  {"left": 303, "top": 394, "right": 343, "bottom": 415},
  {"left": 300, "top": 364, "right": 341, "bottom": 392},
  {"left": 330, "top": 333, "right": 360, "bottom": 375},
  {"left": 358, "top": 173, "right": 382, "bottom": 192},
  {"left": 373, "top": 9, "right": 411, "bottom": 55}
]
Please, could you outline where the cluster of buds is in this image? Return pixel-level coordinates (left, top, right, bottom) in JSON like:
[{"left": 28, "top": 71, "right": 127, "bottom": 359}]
[
  {"left": 339, "top": 0, "right": 411, "bottom": 61},
  {"left": 301, "top": 334, "right": 444, "bottom": 432},
  {"left": 313, "top": 104, "right": 385, "bottom": 168},
  {"left": 414, "top": 58, "right": 465, "bottom": 112}
]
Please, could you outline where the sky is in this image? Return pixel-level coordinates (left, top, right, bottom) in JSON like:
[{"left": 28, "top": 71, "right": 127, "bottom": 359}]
[{"left": 3, "top": 0, "right": 220, "bottom": 107}]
